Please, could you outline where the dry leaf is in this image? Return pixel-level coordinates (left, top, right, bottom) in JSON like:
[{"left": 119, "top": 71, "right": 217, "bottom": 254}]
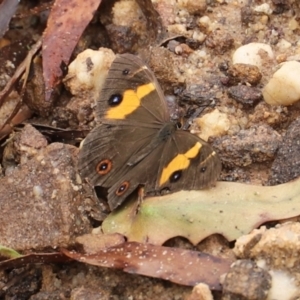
[
  {"left": 62, "top": 242, "right": 232, "bottom": 289},
  {"left": 42, "top": 0, "right": 102, "bottom": 100}
]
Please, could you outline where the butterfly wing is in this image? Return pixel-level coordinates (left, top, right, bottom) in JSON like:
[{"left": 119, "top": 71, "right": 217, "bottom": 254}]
[
  {"left": 98, "top": 54, "right": 169, "bottom": 127},
  {"left": 156, "top": 130, "right": 221, "bottom": 193},
  {"left": 78, "top": 54, "right": 171, "bottom": 209},
  {"left": 106, "top": 139, "right": 166, "bottom": 210},
  {"left": 79, "top": 54, "right": 221, "bottom": 211},
  {"left": 78, "top": 123, "right": 159, "bottom": 188},
  {"left": 104, "top": 128, "right": 221, "bottom": 210}
]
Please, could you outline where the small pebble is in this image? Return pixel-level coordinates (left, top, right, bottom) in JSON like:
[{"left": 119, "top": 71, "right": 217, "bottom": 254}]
[
  {"left": 112, "top": 0, "right": 142, "bottom": 27},
  {"left": 226, "top": 63, "right": 262, "bottom": 85},
  {"left": 186, "top": 283, "right": 213, "bottom": 300},
  {"left": 197, "top": 16, "right": 212, "bottom": 32},
  {"left": 263, "top": 61, "right": 300, "bottom": 106},
  {"left": 33, "top": 185, "right": 43, "bottom": 199},
  {"left": 205, "top": 29, "right": 234, "bottom": 54},
  {"left": 64, "top": 48, "right": 115, "bottom": 96},
  {"left": 227, "top": 85, "right": 262, "bottom": 107},
  {"left": 177, "top": 0, "right": 207, "bottom": 14},
  {"left": 194, "top": 109, "right": 230, "bottom": 141},
  {"left": 254, "top": 3, "right": 273, "bottom": 15},
  {"left": 232, "top": 43, "right": 274, "bottom": 69},
  {"left": 192, "top": 31, "right": 206, "bottom": 43},
  {"left": 167, "top": 24, "right": 189, "bottom": 36},
  {"left": 289, "top": 18, "right": 299, "bottom": 30},
  {"left": 276, "top": 39, "right": 292, "bottom": 51},
  {"left": 222, "top": 260, "right": 271, "bottom": 300}
]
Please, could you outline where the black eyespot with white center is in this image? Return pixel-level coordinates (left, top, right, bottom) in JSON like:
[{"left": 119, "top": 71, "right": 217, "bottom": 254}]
[
  {"left": 116, "top": 181, "right": 130, "bottom": 196},
  {"left": 96, "top": 159, "right": 112, "bottom": 175},
  {"left": 201, "top": 166, "right": 207, "bottom": 173},
  {"left": 108, "top": 94, "right": 122, "bottom": 107},
  {"left": 122, "top": 68, "right": 130, "bottom": 75},
  {"left": 170, "top": 170, "right": 183, "bottom": 183}
]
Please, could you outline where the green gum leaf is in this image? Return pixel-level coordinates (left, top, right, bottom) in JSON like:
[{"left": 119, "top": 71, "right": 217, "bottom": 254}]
[
  {"left": 102, "top": 178, "right": 300, "bottom": 245},
  {"left": 0, "top": 245, "right": 22, "bottom": 259}
]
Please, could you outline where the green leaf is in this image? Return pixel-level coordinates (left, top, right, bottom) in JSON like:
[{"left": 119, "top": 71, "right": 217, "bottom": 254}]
[
  {"left": 102, "top": 178, "right": 300, "bottom": 245},
  {"left": 0, "top": 245, "right": 22, "bottom": 259}
]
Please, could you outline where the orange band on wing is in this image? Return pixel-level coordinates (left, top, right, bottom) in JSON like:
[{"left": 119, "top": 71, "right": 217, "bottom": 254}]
[
  {"left": 106, "top": 83, "right": 155, "bottom": 119},
  {"left": 159, "top": 142, "right": 202, "bottom": 186}
]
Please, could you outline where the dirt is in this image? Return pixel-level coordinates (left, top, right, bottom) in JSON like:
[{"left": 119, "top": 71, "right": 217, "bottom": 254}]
[{"left": 1, "top": 0, "right": 300, "bottom": 299}]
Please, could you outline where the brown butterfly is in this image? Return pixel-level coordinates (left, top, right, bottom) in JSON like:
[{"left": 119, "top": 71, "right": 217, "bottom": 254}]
[{"left": 78, "top": 54, "right": 221, "bottom": 210}]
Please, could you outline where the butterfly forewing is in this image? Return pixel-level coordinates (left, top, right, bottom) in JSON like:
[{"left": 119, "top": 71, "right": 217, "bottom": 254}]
[{"left": 98, "top": 54, "right": 169, "bottom": 127}]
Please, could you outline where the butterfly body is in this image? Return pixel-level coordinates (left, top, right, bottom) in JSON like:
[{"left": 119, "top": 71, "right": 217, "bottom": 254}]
[{"left": 78, "top": 54, "right": 221, "bottom": 210}]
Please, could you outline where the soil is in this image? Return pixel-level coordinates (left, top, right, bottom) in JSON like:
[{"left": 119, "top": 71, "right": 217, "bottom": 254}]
[{"left": 1, "top": 0, "right": 300, "bottom": 299}]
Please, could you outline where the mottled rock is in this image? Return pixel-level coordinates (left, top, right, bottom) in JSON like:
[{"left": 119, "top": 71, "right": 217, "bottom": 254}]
[
  {"left": 247, "top": 102, "right": 288, "bottom": 128},
  {"left": 227, "top": 85, "right": 262, "bottom": 107},
  {"left": 71, "top": 286, "right": 110, "bottom": 300},
  {"left": 213, "top": 125, "right": 282, "bottom": 167},
  {"left": 226, "top": 63, "right": 262, "bottom": 86},
  {"left": 0, "top": 143, "right": 91, "bottom": 251},
  {"left": 222, "top": 260, "right": 271, "bottom": 300},
  {"left": 3, "top": 124, "right": 48, "bottom": 170},
  {"left": 234, "top": 223, "right": 300, "bottom": 299},
  {"left": 268, "top": 117, "right": 300, "bottom": 185},
  {"left": 205, "top": 29, "right": 234, "bottom": 54}
]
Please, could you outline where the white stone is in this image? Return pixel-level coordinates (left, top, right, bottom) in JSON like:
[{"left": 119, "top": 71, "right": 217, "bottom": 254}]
[
  {"left": 198, "top": 16, "right": 212, "bottom": 30},
  {"left": 267, "top": 270, "right": 298, "bottom": 300},
  {"left": 64, "top": 48, "right": 115, "bottom": 96},
  {"left": 254, "top": 3, "right": 273, "bottom": 15},
  {"left": 194, "top": 109, "right": 230, "bottom": 141},
  {"left": 232, "top": 43, "right": 274, "bottom": 69},
  {"left": 263, "top": 61, "right": 300, "bottom": 106},
  {"left": 276, "top": 39, "right": 292, "bottom": 50}
]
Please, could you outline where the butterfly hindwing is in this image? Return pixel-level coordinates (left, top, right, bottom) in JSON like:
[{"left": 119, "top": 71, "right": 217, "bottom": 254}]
[
  {"left": 156, "top": 131, "right": 221, "bottom": 193},
  {"left": 106, "top": 140, "right": 166, "bottom": 210},
  {"left": 78, "top": 123, "right": 159, "bottom": 189}
]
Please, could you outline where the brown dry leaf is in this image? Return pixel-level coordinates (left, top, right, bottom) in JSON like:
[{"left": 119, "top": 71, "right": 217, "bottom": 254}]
[
  {"left": 62, "top": 242, "right": 232, "bottom": 290},
  {"left": 0, "top": 39, "right": 42, "bottom": 107},
  {"left": 42, "top": 0, "right": 102, "bottom": 100},
  {"left": 0, "top": 0, "right": 19, "bottom": 38},
  {"left": 0, "top": 39, "right": 42, "bottom": 138},
  {"left": 0, "top": 105, "right": 32, "bottom": 140}
]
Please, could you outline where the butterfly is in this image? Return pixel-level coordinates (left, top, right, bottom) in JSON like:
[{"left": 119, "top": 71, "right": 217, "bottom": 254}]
[{"left": 78, "top": 54, "right": 221, "bottom": 210}]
